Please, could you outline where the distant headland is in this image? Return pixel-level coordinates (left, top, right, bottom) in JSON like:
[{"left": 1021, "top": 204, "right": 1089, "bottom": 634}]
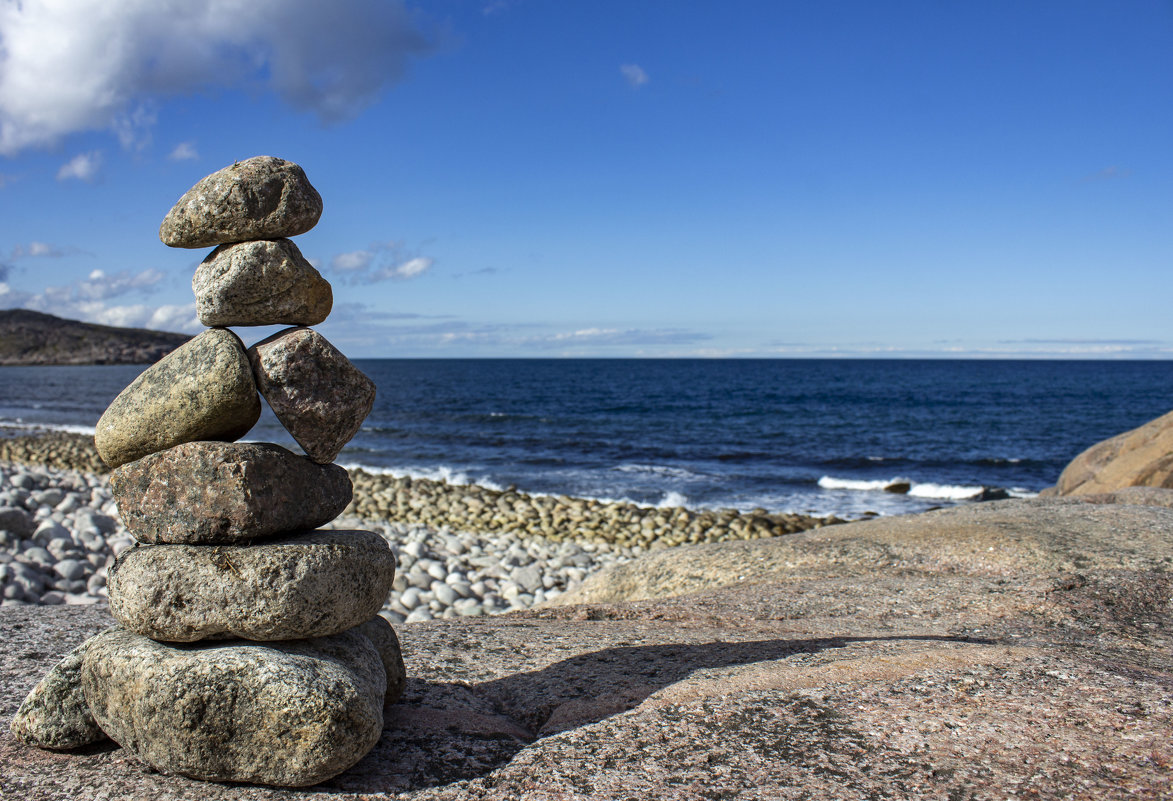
[{"left": 0, "top": 310, "right": 190, "bottom": 366}]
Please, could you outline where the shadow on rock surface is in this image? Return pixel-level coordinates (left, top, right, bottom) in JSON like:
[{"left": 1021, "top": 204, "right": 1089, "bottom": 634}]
[{"left": 321, "top": 633, "right": 988, "bottom": 794}]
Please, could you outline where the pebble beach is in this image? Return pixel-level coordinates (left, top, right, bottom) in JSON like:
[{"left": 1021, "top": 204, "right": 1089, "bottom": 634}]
[{"left": 0, "top": 432, "right": 842, "bottom": 622}]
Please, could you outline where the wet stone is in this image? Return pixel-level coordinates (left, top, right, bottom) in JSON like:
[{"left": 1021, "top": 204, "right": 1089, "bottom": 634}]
[
  {"left": 110, "top": 441, "right": 352, "bottom": 545},
  {"left": 248, "top": 327, "right": 376, "bottom": 464}
]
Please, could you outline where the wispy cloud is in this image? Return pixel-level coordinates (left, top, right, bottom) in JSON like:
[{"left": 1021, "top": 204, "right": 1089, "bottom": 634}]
[
  {"left": 620, "top": 63, "right": 649, "bottom": 88},
  {"left": 998, "top": 338, "right": 1163, "bottom": 346},
  {"left": 328, "top": 242, "right": 434, "bottom": 282},
  {"left": 1082, "top": 165, "right": 1132, "bottom": 182},
  {"left": 56, "top": 151, "right": 102, "bottom": 182},
  {"left": 168, "top": 141, "right": 199, "bottom": 161},
  {"left": 0, "top": 0, "right": 437, "bottom": 155},
  {"left": 9, "top": 241, "right": 69, "bottom": 259}
]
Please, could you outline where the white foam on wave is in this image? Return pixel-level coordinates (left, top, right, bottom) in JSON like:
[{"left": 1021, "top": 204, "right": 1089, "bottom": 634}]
[
  {"left": 906, "top": 482, "right": 984, "bottom": 500},
  {"left": 819, "top": 475, "right": 986, "bottom": 500},
  {"left": 337, "top": 462, "right": 506, "bottom": 492},
  {"left": 818, "top": 476, "right": 907, "bottom": 492},
  {"left": 657, "top": 491, "right": 690, "bottom": 509},
  {"left": 615, "top": 463, "right": 698, "bottom": 480},
  {"left": 0, "top": 420, "right": 97, "bottom": 436}
]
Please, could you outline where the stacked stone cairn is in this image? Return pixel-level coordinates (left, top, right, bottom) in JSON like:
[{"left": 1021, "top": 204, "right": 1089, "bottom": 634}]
[{"left": 10, "top": 157, "right": 405, "bottom": 787}]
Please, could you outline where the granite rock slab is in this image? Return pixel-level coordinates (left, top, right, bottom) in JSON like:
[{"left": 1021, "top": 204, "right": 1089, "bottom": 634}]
[
  {"left": 110, "top": 441, "right": 352, "bottom": 544},
  {"left": 159, "top": 156, "right": 323, "bottom": 248},
  {"left": 9, "top": 631, "right": 109, "bottom": 750},
  {"left": 107, "top": 530, "right": 395, "bottom": 641},
  {"left": 248, "top": 327, "right": 375, "bottom": 464},
  {"left": 1046, "top": 407, "right": 1173, "bottom": 496},
  {"left": 358, "top": 616, "right": 407, "bottom": 706},
  {"left": 81, "top": 627, "right": 384, "bottom": 787},
  {"left": 94, "top": 328, "right": 261, "bottom": 469},
  {"left": 4, "top": 499, "right": 1170, "bottom": 799},
  {"left": 194, "top": 239, "right": 332, "bottom": 327}
]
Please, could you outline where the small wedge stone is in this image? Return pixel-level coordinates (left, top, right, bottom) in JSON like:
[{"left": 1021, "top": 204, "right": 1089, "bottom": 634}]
[
  {"left": 81, "top": 627, "right": 384, "bottom": 787},
  {"left": 159, "top": 156, "right": 323, "bottom": 248},
  {"left": 248, "top": 327, "right": 375, "bottom": 464},
  {"left": 10, "top": 631, "right": 111, "bottom": 750},
  {"left": 107, "top": 530, "right": 396, "bottom": 641},
  {"left": 110, "top": 441, "right": 352, "bottom": 544},
  {"left": 94, "top": 328, "right": 260, "bottom": 469},
  {"left": 194, "top": 239, "right": 332, "bottom": 327},
  {"left": 357, "top": 616, "right": 407, "bottom": 705}
]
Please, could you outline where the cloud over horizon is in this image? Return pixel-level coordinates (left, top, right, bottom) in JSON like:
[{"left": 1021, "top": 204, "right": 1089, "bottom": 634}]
[
  {"left": 0, "top": 0, "right": 437, "bottom": 155},
  {"left": 329, "top": 243, "right": 435, "bottom": 282}
]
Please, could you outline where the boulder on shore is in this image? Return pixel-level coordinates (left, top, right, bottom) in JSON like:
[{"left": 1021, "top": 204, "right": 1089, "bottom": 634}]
[
  {"left": 1046, "top": 408, "right": 1173, "bottom": 496},
  {"left": 2, "top": 498, "right": 1170, "bottom": 799}
]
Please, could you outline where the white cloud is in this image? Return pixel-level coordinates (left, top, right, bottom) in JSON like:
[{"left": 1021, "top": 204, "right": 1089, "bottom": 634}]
[
  {"left": 168, "top": 141, "right": 199, "bottom": 161},
  {"left": 0, "top": 267, "right": 193, "bottom": 331},
  {"left": 0, "top": 0, "right": 436, "bottom": 155},
  {"left": 329, "top": 243, "right": 434, "bottom": 282},
  {"left": 56, "top": 151, "right": 102, "bottom": 182},
  {"left": 90, "top": 302, "right": 199, "bottom": 332},
  {"left": 620, "top": 63, "right": 649, "bottom": 88},
  {"left": 10, "top": 241, "right": 64, "bottom": 259}
]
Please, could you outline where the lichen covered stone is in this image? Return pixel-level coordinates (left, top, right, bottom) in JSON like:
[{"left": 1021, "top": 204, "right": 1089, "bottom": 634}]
[{"left": 94, "top": 328, "right": 260, "bottom": 469}]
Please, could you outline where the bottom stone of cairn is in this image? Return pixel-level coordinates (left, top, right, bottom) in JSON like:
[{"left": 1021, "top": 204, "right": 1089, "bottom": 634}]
[{"left": 80, "top": 627, "right": 390, "bottom": 787}]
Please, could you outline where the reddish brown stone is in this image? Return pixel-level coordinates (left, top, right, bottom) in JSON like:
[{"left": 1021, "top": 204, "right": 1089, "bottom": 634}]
[
  {"left": 109, "top": 441, "right": 352, "bottom": 544},
  {"left": 248, "top": 327, "right": 375, "bottom": 464}
]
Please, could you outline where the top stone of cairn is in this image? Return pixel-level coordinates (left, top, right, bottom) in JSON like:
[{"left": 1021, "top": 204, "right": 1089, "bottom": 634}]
[{"left": 159, "top": 156, "right": 323, "bottom": 248}]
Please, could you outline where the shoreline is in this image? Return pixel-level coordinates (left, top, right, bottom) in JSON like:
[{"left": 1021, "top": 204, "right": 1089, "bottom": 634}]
[{"left": 0, "top": 432, "right": 842, "bottom": 622}]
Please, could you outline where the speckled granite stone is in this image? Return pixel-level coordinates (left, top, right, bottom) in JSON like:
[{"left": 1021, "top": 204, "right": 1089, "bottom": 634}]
[{"left": 194, "top": 239, "right": 332, "bottom": 327}]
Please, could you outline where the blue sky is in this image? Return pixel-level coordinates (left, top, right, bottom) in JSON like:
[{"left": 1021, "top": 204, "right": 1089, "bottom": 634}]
[{"left": 1, "top": 0, "right": 1170, "bottom": 358}]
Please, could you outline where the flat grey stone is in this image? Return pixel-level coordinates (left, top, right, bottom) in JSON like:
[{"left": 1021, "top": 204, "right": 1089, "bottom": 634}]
[
  {"left": 107, "top": 530, "right": 395, "bottom": 641},
  {"left": 10, "top": 631, "right": 110, "bottom": 750},
  {"left": 357, "top": 615, "right": 406, "bottom": 706},
  {"left": 159, "top": 156, "right": 323, "bottom": 248},
  {"left": 194, "top": 239, "right": 332, "bottom": 327},
  {"left": 110, "top": 441, "right": 352, "bottom": 544},
  {"left": 94, "top": 328, "right": 261, "bottom": 469},
  {"left": 81, "top": 627, "right": 384, "bottom": 787},
  {"left": 248, "top": 327, "right": 375, "bottom": 464}
]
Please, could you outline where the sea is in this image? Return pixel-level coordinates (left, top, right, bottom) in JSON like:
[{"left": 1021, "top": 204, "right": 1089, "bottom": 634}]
[{"left": 1, "top": 359, "right": 1170, "bottom": 519}]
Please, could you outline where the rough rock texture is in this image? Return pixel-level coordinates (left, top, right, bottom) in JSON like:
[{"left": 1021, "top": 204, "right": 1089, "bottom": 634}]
[
  {"left": 159, "top": 156, "right": 323, "bottom": 248},
  {"left": 94, "top": 328, "right": 261, "bottom": 469},
  {"left": 248, "top": 327, "right": 375, "bottom": 464},
  {"left": 2, "top": 499, "right": 1170, "bottom": 799},
  {"left": 194, "top": 239, "right": 332, "bottom": 327},
  {"left": 9, "top": 632, "right": 108, "bottom": 750},
  {"left": 1066, "top": 485, "right": 1173, "bottom": 508},
  {"left": 110, "top": 441, "right": 352, "bottom": 544},
  {"left": 107, "top": 531, "right": 395, "bottom": 641},
  {"left": 81, "top": 627, "right": 384, "bottom": 787},
  {"left": 1048, "top": 408, "right": 1173, "bottom": 496},
  {"left": 358, "top": 616, "right": 407, "bottom": 706}
]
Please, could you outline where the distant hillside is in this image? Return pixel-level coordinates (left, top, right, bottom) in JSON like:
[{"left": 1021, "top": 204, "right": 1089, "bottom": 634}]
[{"left": 0, "top": 310, "right": 191, "bottom": 365}]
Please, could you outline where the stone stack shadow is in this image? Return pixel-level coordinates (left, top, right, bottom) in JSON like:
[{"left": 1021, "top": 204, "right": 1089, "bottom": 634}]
[{"left": 10, "top": 157, "right": 404, "bottom": 787}]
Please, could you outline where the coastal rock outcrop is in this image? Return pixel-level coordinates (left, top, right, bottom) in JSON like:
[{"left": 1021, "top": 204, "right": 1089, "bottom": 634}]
[
  {"left": 159, "top": 156, "right": 323, "bottom": 248},
  {"left": 1047, "top": 408, "right": 1173, "bottom": 496},
  {"left": 3, "top": 498, "right": 1170, "bottom": 799},
  {"left": 93, "top": 328, "right": 261, "bottom": 469},
  {"left": 109, "top": 441, "right": 353, "bottom": 544}
]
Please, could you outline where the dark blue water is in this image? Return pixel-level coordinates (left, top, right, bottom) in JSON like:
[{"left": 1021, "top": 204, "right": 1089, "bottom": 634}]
[{"left": 2, "top": 359, "right": 1170, "bottom": 517}]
